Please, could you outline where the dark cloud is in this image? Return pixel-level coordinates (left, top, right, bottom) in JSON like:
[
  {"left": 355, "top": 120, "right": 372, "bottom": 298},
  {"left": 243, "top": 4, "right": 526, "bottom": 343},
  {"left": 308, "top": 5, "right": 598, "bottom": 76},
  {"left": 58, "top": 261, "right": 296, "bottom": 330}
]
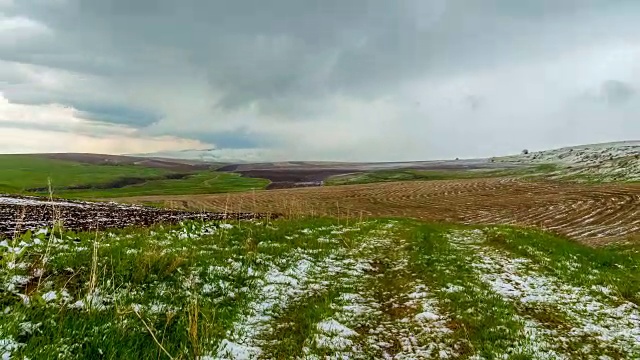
[
  {"left": 8, "top": 0, "right": 619, "bottom": 114},
  {"left": 1, "top": 0, "right": 639, "bottom": 159}
]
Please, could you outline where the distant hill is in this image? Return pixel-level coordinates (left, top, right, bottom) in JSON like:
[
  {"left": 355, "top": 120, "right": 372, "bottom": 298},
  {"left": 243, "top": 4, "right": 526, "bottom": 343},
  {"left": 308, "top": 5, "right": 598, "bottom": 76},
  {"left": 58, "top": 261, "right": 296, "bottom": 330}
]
[
  {"left": 38, "top": 153, "right": 217, "bottom": 171},
  {"left": 496, "top": 141, "right": 640, "bottom": 182},
  {"left": 130, "top": 148, "right": 273, "bottom": 164},
  {"left": 130, "top": 140, "right": 640, "bottom": 183}
]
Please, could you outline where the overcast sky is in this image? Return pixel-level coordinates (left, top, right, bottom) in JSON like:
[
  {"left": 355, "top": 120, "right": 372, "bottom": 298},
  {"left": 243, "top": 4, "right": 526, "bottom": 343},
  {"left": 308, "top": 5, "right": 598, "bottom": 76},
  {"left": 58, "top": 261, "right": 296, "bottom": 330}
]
[{"left": 1, "top": 0, "right": 639, "bottom": 161}]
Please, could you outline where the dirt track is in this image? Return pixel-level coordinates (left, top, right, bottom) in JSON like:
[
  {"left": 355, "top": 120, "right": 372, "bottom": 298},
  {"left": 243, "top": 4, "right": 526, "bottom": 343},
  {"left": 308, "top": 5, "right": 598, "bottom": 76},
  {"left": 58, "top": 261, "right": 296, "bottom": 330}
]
[{"left": 119, "top": 178, "right": 640, "bottom": 245}]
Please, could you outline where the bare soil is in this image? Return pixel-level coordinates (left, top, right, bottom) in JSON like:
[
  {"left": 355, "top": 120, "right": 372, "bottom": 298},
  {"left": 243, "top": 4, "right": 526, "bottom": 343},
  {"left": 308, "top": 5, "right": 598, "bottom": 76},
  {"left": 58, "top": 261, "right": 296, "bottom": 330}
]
[
  {"left": 233, "top": 169, "right": 360, "bottom": 189},
  {"left": 119, "top": 178, "right": 640, "bottom": 245},
  {"left": 0, "top": 195, "right": 276, "bottom": 237},
  {"left": 218, "top": 160, "right": 520, "bottom": 189}
]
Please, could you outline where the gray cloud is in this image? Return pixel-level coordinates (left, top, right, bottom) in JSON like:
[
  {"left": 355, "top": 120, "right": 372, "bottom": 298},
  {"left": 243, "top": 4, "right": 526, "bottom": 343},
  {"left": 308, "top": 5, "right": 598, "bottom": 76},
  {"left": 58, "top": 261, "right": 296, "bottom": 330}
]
[
  {"left": 182, "top": 127, "right": 276, "bottom": 149},
  {"left": 464, "top": 95, "right": 483, "bottom": 111},
  {"left": 1, "top": 0, "right": 639, "bottom": 159},
  {"left": 601, "top": 80, "right": 635, "bottom": 105},
  {"left": 73, "top": 104, "right": 160, "bottom": 127}
]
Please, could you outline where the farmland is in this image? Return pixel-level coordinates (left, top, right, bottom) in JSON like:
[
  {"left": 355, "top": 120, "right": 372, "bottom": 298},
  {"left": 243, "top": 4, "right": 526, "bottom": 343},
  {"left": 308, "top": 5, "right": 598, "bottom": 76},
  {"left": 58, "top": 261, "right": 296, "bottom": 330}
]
[
  {"left": 122, "top": 177, "right": 640, "bottom": 246},
  {"left": 0, "top": 155, "right": 269, "bottom": 198},
  {"left": 323, "top": 165, "right": 557, "bottom": 186},
  {"left": 0, "top": 195, "right": 272, "bottom": 236},
  {"left": 1, "top": 143, "right": 639, "bottom": 359}
]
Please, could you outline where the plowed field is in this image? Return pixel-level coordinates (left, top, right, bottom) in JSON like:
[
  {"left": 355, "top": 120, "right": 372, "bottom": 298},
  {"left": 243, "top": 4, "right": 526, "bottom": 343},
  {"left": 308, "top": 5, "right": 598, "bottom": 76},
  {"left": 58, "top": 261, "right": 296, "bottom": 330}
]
[{"left": 119, "top": 178, "right": 640, "bottom": 245}]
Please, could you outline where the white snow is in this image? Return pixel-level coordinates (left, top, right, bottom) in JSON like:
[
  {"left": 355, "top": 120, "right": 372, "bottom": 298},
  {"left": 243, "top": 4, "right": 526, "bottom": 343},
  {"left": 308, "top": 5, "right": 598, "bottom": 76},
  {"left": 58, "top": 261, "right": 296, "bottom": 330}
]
[
  {"left": 41, "top": 291, "right": 57, "bottom": 302},
  {"left": 477, "top": 253, "right": 640, "bottom": 352},
  {"left": 216, "top": 339, "right": 261, "bottom": 360},
  {"left": 215, "top": 255, "right": 326, "bottom": 359},
  {"left": 0, "top": 338, "right": 21, "bottom": 359},
  {"left": 306, "top": 230, "right": 462, "bottom": 359},
  {"left": 497, "top": 141, "right": 640, "bottom": 181},
  {"left": 0, "top": 196, "right": 86, "bottom": 207},
  {"left": 448, "top": 229, "right": 640, "bottom": 357},
  {"left": 314, "top": 333, "right": 354, "bottom": 351},
  {"left": 317, "top": 319, "right": 358, "bottom": 337},
  {"left": 69, "top": 291, "right": 108, "bottom": 311},
  {"left": 415, "top": 311, "right": 440, "bottom": 321}
]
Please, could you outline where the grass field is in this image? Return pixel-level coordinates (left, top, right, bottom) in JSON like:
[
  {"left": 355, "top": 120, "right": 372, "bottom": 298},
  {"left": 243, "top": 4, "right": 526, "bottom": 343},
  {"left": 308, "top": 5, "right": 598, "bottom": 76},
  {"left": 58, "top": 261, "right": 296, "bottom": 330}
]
[
  {"left": 0, "top": 155, "right": 269, "bottom": 199},
  {"left": 1, "top": 218, "right": 639, "bottom": 359},
  {"left": 53, "top": 172, "right": 270, "bottom": 199},
  {"left": 0, "top": 155, "right": 169, "bottom": 194},
  {"left": 325, "top": 165, "right": 558, "bottom": 186}
]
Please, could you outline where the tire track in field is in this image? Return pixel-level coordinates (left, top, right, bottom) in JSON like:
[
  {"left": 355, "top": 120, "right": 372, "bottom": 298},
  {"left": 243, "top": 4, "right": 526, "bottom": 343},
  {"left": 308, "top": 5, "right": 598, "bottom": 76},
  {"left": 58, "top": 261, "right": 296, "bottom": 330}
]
[
  {"left": 119, "top": 178, "right": 640, "bottom": 245},
  {"left": 447, "top": 229, "right": 640, "bottom": 358}
]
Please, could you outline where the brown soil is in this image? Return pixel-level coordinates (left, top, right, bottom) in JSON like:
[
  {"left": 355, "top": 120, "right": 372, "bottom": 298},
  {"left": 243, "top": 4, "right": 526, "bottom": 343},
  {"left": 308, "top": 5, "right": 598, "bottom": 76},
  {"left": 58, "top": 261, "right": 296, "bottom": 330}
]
[
  {"left": 233, "top": 169, "right": 359, "bottom": 189},
  {"left": 118, "top": 178, "right": 640, "bottom": 245},
  {"left": 218, "top": 160, "right": 523, "bottom": 189},
  {"left": 0, "top": 195, "right": 276, "bottom": 237}
]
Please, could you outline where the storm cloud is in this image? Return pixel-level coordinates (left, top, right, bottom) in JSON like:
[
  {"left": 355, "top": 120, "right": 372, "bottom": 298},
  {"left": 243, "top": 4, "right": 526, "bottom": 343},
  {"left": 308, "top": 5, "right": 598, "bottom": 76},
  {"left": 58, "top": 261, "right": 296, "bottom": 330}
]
[{"left": 1, "top": 0, "right": 639, "bottom": 159}]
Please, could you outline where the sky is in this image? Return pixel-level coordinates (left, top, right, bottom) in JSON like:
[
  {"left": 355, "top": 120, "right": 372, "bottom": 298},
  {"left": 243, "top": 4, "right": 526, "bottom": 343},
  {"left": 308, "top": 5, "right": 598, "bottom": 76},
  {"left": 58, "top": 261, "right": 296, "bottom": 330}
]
[{"left": 0, "top": 0, "right": 639, "bottom": 161}]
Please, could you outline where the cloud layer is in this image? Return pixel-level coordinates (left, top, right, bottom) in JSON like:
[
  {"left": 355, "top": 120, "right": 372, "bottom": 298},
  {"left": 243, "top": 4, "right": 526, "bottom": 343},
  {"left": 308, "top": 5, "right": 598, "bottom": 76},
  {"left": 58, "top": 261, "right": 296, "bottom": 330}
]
[{"left": 1, "top": 0, "right": 639, "bottom": 160}]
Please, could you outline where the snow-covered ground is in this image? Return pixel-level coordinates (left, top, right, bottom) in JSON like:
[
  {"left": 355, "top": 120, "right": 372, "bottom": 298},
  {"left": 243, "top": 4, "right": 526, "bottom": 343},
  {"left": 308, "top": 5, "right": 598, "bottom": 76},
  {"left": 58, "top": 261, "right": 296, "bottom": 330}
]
[
  {"left": 497, "top": 141, "right": 640, "bottom": 181},
  {"left": 0, "top": 195, "right": 88, "bottom": 207},
  {"left": 449, "top": 230, "right": 640, "bottom": 358},
  {"left": 0, "top": 194, "right": 266, "bottom": 236},
  {"left": 1, "top": 219, "right": 638, "bottom": 359}
]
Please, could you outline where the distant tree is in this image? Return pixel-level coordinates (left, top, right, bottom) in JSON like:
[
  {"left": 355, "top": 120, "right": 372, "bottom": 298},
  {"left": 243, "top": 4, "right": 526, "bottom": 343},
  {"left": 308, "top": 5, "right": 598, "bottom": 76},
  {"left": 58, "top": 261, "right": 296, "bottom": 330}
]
[{"left": 522, "top": 149, "right": 529, "bottom": 155}]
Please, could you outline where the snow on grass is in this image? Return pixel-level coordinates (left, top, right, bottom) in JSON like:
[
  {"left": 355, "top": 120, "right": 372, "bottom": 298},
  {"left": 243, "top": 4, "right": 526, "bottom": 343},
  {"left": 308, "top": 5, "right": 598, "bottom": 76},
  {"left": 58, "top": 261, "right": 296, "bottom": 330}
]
[
  {"left": 448, "top": 229, "right": 640, "bottom": 358},
  {"left": 478, "top": 251, "right": 640, "bottom": 355},
  {"left": 302, "top": 229, "right": 463, "bottom": 359},
  {"left": 3, "top": 217, "right": 638, "bottom": 359},
  {"left": 317, "top": 319, "right": 359, "bottom": 337},
  {"left": 313, "top": 319, "right": 359, "bottom": 357},
  {"left": 215, "top": 255, "right": 322, "bottom": 359},
  {"left": 211, "top": 223, "right": 401, "bottom": 359},
  {"left": 496, "top": 141, "right": 640, "bottom": 182},
  {"left": 390, "top": 285, "right": 458, "bottom": 360},
  {"left": 0, "top": 338, "right": 22, "bottom": 359}
]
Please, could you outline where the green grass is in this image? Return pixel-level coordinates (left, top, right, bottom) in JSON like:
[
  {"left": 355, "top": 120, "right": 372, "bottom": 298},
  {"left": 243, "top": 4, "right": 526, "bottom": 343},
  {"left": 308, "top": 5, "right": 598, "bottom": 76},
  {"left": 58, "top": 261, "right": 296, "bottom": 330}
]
[
  {"left": 405, "top": 225, "right": 529, "bottom": 357},
  {"left": 480, "top": 227, "right": 640, "bottom": 304},
  {"left": 2, "top": 217, "right": 639, "bottom": 358},
  {"left": 53, "top": 172, "right": 270, "bottom": 199},
  {"left": 325, "top": 164, "right": 558, "bottom": 186},
  {"left": 0, "top": 155, "right": 169, "bottom": 194},
  {"left": 0, "top": 155, "right": 269, "bottom": 199}
]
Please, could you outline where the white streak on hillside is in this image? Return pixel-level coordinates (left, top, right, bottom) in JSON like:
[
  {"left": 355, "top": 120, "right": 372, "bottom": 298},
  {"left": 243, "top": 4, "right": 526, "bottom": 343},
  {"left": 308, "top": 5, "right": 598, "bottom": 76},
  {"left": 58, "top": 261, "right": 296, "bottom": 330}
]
[{"left": 498, "top": 141, "right": 640, "bottom": 181}]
